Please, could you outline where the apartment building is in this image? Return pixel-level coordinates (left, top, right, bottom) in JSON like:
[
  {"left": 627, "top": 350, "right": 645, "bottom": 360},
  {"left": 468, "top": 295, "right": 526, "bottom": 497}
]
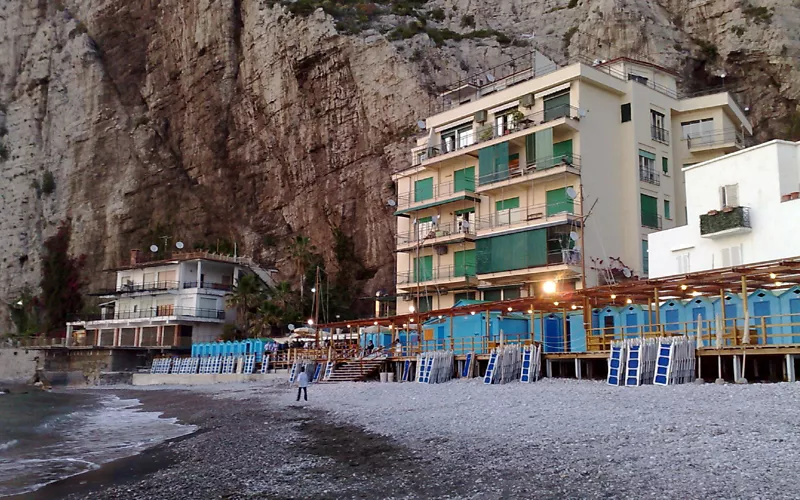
[
  {"left": 66, "top": 251, "right": 275, "bottom": 348},
  {"left": 393, "top": 52, "right": 752, "bottom": 312},
  {"left": 649, "top": 140, "right": 800, "bottom": 278}
]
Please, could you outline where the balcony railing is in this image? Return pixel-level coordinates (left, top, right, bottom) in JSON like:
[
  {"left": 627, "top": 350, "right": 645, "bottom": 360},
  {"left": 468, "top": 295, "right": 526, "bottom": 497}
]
[
  {"left": 700, "top": 206, "right": 751, "bottom": 236},
  {"left": 73, "top": 307, "right": 226, "bottom": 322},
  {"left": 182, "top": 281, "right": 233, "bottom": 292},
  {"left": 421, "top": 105, "right": 580, "bottom": 161},
  {"left": 92, "top": 281, "right": 179, "bottom": 295},
  {"left": 397, "top": 264, "right": 477, "bottom": 285},
  {"left": 397, "top": 221, "right": 476, "bottom": 246},
  {"left": 477, "top": 154, "right": 581, "bottom": 186},
  {"left": 641, "top": 211, "right": 662, "bottom": 230},
  {"left": 474, "top": 201, "right": 581, "bottom": 232},
  {"left": 651, "top": 126, "right": 669, "bottom": 145},
  {"left": 639, "top": 164, "right": 660, "bottom": 185},
  {"left": 397, "top": 180, "right": 476, "bottom": 209},
  {"left": 685, "top": 128, "right": 744, "bottom": 150}
]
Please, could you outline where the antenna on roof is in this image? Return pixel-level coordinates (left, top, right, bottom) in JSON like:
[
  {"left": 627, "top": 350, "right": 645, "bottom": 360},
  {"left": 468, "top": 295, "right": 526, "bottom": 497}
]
[{"left": 486, "top": 73, "right": 495, "bottom": 83}]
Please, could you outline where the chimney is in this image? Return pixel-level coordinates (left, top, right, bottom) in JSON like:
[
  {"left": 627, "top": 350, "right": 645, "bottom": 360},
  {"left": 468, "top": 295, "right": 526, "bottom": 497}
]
[{"left": 130, "top": 249, "right": 141, "bottom": 266}]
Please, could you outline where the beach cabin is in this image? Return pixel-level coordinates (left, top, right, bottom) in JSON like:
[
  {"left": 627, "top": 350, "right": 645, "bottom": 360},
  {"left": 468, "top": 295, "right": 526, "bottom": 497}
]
[
  {"left": 620, "top": 304, "right": 657, "bottom": 338},
  {"left": 597, "top": 306, "right": 622, "bottom": 342},
  {"left": 567, "top": 311, "right": 586, "bottom": 352},
  {"left": 533, "top": 312, "right": 567, "bottom": 353},
  {"left": 660, "top": 300, "right": 686, "bottom": 335},
  {"left": 749, "top": 289, "right": 780, "bottom": 344},
  {"left": 420, "top": 309, "right": 530, "bottom": 355},
  {"left": 713, "top": 293, "right": 743, "bottom": 344},
  {"left": 684, "top": 296, "right": 716, "bottom": 343},
  {"left": 362, "top": 325, "right": 394, "bottom": 351},
  {"left": 778, "top": 287, "right": 800, "bottom": 344}
]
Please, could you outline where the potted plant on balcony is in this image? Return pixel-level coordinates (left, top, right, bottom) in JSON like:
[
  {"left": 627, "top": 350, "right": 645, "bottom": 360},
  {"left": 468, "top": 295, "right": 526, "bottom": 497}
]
[
  {"left": 707, "top": 209, "right": 718, "bottom": 216},
  {"left": 510, "top": 109, "right": 525, "bottom": 127},
  {"left": 478, "top": 126, "right": 494, "bottom": 142}
]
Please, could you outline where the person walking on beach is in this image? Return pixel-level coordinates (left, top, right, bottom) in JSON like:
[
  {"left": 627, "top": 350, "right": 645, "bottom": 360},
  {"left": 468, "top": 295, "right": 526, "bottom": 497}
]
[{"left": 296, "top": 367, "right": 309, "bottom": 402}]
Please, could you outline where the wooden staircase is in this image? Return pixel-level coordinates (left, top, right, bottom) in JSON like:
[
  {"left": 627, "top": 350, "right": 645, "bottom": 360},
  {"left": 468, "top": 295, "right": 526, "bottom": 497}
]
[{"left": 324, "top": 357, "right": 386, "bottom": 382}]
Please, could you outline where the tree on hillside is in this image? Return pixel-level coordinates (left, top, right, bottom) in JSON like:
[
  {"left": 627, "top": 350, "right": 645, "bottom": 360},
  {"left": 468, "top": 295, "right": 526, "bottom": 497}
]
[
  {"left": 288, "top": 235, "right": 316, "bottom": 304},
  {"left": 40, "top": 220, "right": 86, "bottom": 332},
  {"left": 227, "top": 274, "right": 266, "bottom": 336}
]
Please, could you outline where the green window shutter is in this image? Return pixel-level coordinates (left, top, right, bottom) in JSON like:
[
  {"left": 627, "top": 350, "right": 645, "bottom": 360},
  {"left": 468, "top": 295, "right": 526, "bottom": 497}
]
[
  {"left": 544, "top": 92, "right": 570, "bottom": 121},
  {"left": 642, "top": 240, "right": 649, "bottom": 275},
  {"left": 495, "top": 197, "right": 520, "bottom": 211},
  {"left": 638, "top": 150, "right": 656, "bottom": 161},
  {"left": 454, "top": 166, "right": 475, "bottom": 192},
  {"left": 476, "top": 238, "right": 492, "bottom": 274},
  {"left": 414, "top": 178, "right": 434, "bottom": 202},
  {"left": 465, "top": 249, "right": 476, "bottom": 275},
  {"left": 483, "top": 289, "right": 502, "bottom": 301},
  {"left": 494, "top": 141, "right": 509, "bottom": 182},
  {"left": 640, "top": 194, "right": 659, "bottom": 228},
  {"left": 546, "top": 187, "right": 574, "bottom": 216},
  {"left": 525, "top": 134, "right": 536, "bottom": 165},
  {"left": 664, "top": 200, "right": 671, "bottom": 219},
  {"left": 662, "top": 157, "right": 669, "bottom": 174},
  {"left": 454, "top": 207, "right": 475, "bottom": 216},
  {"left": 476, "top": 229, "right": 546, "bottom": 274},
  {"left": 413, "top": 255, "right": 433, "bottom": 282},
  {"left": 454, "top": 249, "right": 476, "bottom": 277},
  {"left": 454, "top": 250, "right": 465, "bottom": 277},
  {"left": 534, "top": 127, "right": 554, "bottom": 168},
  {"left": 418, "top": 216, "right": 432, "bottom": 223},
  {"left": 526, "top": 229, "right": 548, "bottom": 267},
  {"left": 503, "top": 286, "right": 521, "bottom": 300},
  {"left": 552, "top": 139, "right": 573, "bottom": 163},
  {"left": 478, "top": 147, "right": 494, "bottom": 185}
]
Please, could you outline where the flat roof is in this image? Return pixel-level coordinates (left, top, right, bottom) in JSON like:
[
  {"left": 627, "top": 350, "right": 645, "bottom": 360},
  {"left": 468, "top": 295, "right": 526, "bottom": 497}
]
[
  {"left": 107, "top": 252, "right": 248, "bottom": 272},
  {"left": 595, "top": 57, "right": 680, "bottom": 77}
]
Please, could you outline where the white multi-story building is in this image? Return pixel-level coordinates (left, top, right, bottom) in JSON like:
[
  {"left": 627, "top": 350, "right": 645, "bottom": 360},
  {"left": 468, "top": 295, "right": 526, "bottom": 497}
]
[
  {"left": 67, "top": 251, "right": 275, "bottom": 348},
  {"left": 649, "top": 140, "right": 800, "bottom": 278},
  {"left": 393, "top": 52, "right": 752, "bottom": 313}
]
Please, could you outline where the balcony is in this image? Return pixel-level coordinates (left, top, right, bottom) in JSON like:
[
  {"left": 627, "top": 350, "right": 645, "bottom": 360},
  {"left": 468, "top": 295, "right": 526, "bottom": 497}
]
[
  {"left": 639, "top": 164, "right": 660, "bottom": 185},
  {"left": 395, "top": 180, "right": 478, "bottom": 214},
  {"left": 474, "top": 201, "right": 581, "bottom": 235},
  {"left": 651, "top": 126, "right": 669, "bottom": 145},
  {"left": 91, "top": 281, "right": 179, "bottom": 296},
  {"left": 182, "top": 281, "right": 233, "bottom": 292},
  {"left": 396, "top": 221, "right": 476, "bottom": 251},
  {"left": 685, "top": 128, "right": 744, "bottom": 153},
  {"left": 476, "top": 154, "right": 581, "bottom": 191},
  {"left": 76, "top": 307, "right": 226, "bottom": 322},
  {"left": 700, "top": 206, "right": 751, "bottom": 238},
  {"left": 641, "top": 212, "right": 662, "bottom": 230},
  {"left": 397, "top": 264, "right": 477, "bottom": 286}
]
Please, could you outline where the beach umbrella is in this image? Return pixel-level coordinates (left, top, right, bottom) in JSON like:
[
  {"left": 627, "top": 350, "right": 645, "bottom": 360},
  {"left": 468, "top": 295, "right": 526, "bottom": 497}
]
[
  {"left": 695, "top": 314, "right": 703, "bottom": 349},
  {"left": 716, "top": 315, "right": 724, "bottom": 382},
  {"left": 742, "top": 308, "right": 751, "bottom": 345}
]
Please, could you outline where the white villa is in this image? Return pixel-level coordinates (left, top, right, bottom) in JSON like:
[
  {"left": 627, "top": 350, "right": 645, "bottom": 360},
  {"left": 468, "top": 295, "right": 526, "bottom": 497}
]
[
  {"left": 66, "top": 251, "right": 276, "bottom": 348},
  {"left": 648, "top": 140, "right": 800, "bottom": 278}
]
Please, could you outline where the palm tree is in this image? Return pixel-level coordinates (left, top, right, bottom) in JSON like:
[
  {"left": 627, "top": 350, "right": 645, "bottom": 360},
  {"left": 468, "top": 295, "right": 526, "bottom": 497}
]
[
  {"left": 288, "top": 235, "right": 316, "bottom": 302},
  {"left": 252, "top": 301, "right": 282, "bottom": 338},
  {"left": 227, "top": 274, "right": 265, "bottom": 336}
]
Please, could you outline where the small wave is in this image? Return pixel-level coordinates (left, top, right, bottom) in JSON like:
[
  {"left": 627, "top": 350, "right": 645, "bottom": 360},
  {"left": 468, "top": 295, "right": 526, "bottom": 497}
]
[{"left": 0, "top": 440, "right": 18, "bottom": 451}]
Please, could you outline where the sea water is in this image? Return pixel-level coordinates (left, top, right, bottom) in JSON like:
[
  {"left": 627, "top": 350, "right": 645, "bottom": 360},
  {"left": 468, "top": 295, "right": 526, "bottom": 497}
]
[{"left": 0, "top": 390, "right": 195, "bottom": 497}]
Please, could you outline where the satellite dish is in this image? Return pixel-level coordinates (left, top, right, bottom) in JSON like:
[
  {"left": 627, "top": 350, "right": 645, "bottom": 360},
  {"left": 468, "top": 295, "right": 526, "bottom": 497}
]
[
  {"left": 288, "top": 324, "right": 296, "bottom": 331},
  {"left": 486, "top": 73, "right": 495, "bottom": 82},
  {"left": 623, "top": 268, "right": 632, "bottom": 278},
  {"left": 566, "top": 187, "right": 578, "bottom": 199},
  {"left": 387, "top": 199, "right": 397, "bottom": 207},
  {"left": 149, "top": 245, "right": 159, "bottom": 253},
  {"left": 176, "top": 241, "right": 185, "bottom": 249},
  {"left": 569, "top": 231, "right": 579, "bottom": 241},
  {"left": 416, "top": 120, "right": 426, "bottom": 130}
]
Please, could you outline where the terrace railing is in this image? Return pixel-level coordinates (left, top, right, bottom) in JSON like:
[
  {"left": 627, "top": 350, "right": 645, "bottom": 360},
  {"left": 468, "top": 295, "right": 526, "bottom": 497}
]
[
  {"left": 397, "top": 264, "right": 477, "bottom": 285},
  {"left": 396, "top": 180, "right": 476, "bottom": 209},
  {"left": 474, "top": 201, "right": 581, "bottom": 232},
  {"left": 477, "top": 154, "right": 580, "bottom": 186},
  {"left": 685, "top": 128, "right": 744, "bottom": 150},
  {"left": 182, "top": 281, "right": 234, "bottom": 292},
  {"left": 72, "top": 307, "right": 226, "bottom": 322},
  {"left": 396, "top": 220, "right": 476, "bottom": 246},
  {"left": 92, "top": 281, "right": 179, "bottom": 295}
]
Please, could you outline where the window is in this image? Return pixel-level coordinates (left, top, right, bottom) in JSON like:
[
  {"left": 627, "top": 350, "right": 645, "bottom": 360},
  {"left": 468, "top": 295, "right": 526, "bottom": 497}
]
[
  {"left": 640, "top": 194, "right": 659, "bottom": 229},
  {"left": 441, "top": 130, "right": 456, "bottom": 153},
  {"left": 638, "top": 150, "right": 659, "bottom": 185},
  {"left": 662, "top": 157, "right": 669, "bottom": 175},
  {"left": 454, "top": 208, "right": 474, "bottom": 233},
  {"left": 412, "top": 255, "right": 434, "bottom": 282},
  {"left": 453, "top": 166, "right": 475, "bottom": 192},
  {"left": 543, "top": 92, "right": 570, "bottom": 122},
  {"left": 664, "top": 199, "right": 671, "bottom": 220},
  {"left": 454, "top": 249, "right": 476, "bottom": 277},
  {"left": 642, "top": 240, "right": 649, "bottom": 275},
  {"left": 628, "top": 73, "right": 649, "bottom": 84},
  {"left": 483, "top": 289, "right": 502, "bottom": 302},
  {"left": 495, "top": 197, "right": 520, "bottom": 226},
  {"left": 417, "top": 296, "right": 433, "bottom": 313},
  {"left": 495, "top": 112, "right": 517, "bottom": 137},
  {"left": 681, "top": 118, "right": 714, "bottom": 146},
  {"left": 482, "top": 287, "right": 519, "bottom": 301},
  {"left": 720, "top": 184, "right": 739, "bottom": 208},
  {"left": 721, "top": 245, "right": 743, "bottom": 267},
  {"left": 650, "top": 111, "right": 668, "bottom": 144},
  {"left": 414, "top": 177, "right": 433, "bottom": 202},
  {"left": 546, "top": 187, "right": 575, "bottom": 216},
  {"left": 454, "top": 292, "right": 476, "bottom": 302},
  {"left": 621, "top": 103, "right": 631, "bottom": 123},
  {"left": 676, "top": 253, "right": 690, "bottom": 274},
  {"left": 416, "top": 216, "right": 434, "bottom": 241},
  {"left": 457, "top": 126, "right": 474, "bottom": 149}
]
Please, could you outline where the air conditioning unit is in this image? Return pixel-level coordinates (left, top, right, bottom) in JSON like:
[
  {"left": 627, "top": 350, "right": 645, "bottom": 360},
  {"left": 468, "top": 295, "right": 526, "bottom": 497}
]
[
  {"left": 520, "top": 93, "right": 535, "bottom": 108},
  {"left": 434, "top": 245, "right": 448, "bottom": 255},
  {"left": 474, "top": 109, "right": 488, "bottom": 123}
]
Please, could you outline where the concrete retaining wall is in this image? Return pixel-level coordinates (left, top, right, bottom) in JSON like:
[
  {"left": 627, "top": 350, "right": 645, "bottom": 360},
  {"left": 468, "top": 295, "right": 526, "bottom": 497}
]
[
  {"left": 132, "top": 372, "right": 287, "bottom": 386},
  {"left": 0, "top": 348, "right": 41, "bottom": 382}
]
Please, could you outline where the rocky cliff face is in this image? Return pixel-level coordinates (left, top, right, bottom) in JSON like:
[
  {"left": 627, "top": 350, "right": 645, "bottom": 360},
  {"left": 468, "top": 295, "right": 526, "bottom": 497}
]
[{"left": 1, "top": 0, "right": 799, "bottom": 330}]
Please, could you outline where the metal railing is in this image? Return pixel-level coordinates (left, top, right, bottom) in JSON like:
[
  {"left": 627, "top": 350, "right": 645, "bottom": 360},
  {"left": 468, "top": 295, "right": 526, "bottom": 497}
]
[
  {"left": 474, "top": 201, "right": 581, "bottom": 232},
  {"left": 421, "top": 105, "right": 580, "bottom": 162},
  {"left": 93, "top": 281, "right": 179, "bottom": 295},
  {"left": 72, "top": 307, "right": 226, "bottom": 322},
  {"left": 397, "top": 220, "right": 476, "bottom": 246},
  {"left": 182, "top": 281, "right": 234, "bottom": 292},
  {"left": 700, "top": 206, "right": 751, "bottom": 236},
  {"left": 641, "top": 212, "right": 662, "bottom": 230},
  {"left": 396, "top": 180, "right": 476, "bottom": 209},
  {"left": 639, "top": 164, "right": 660, "bottom": 185},
  {"left": 397, "top": 264, "right": 477, "bottom": 285},
  {"left": 477, "top": 153, "right": 580, "bottom": 186},
  {"left": 651, "top": 126, "right": 669, "bottom": 145},
  {"left": 685, "top": 128, "right": 744, "bottom": 150}
]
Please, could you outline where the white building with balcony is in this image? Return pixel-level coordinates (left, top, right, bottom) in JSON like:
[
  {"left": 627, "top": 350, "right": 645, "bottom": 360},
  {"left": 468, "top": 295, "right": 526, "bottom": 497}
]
[
  {"left": 648, "top": 140, "right": 800, "bottom": 278},
  {"left": 66, "top": 251, "right": 276, "bottom": 349},
  {"left": 393, "top": 52, "right": 752, "bottom": 313}
]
